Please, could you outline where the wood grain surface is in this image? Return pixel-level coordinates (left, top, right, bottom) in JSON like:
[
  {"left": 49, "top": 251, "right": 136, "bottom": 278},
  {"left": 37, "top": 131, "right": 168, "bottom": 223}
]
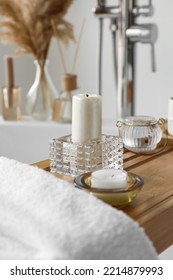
[{"left": 33, "top": 138, "right": 173, "bottom": 254}]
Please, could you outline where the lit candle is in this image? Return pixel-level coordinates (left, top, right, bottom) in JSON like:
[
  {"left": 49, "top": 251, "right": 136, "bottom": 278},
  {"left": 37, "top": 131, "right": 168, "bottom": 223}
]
[
  {"left": 72, "top": 93, "right": 102, "bottom": 143},
  {"left": 91, "top": 169, "right": 127, "bottom": 190}
]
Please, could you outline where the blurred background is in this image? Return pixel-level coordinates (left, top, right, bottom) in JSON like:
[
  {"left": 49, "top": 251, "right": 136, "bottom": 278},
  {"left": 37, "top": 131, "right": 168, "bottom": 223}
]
[
  {"left": 0, "top": 0, "right": 173, "bottom": 259},
  {"left": 0, "top": 0, "right": 172, "bottom": 120}
]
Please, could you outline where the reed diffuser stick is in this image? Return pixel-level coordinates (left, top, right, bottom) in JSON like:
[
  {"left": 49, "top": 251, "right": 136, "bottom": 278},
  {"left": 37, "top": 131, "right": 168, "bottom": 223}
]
[
  {"left": 4, "top": 55, "right": 14, "bottom": 107},
  {"left": 71, "top": 18, "right": 86, "bottom": 73},
  {"left": 51, "top": 19, "right": 67, "bottom": 73},
  {"left": 57, "top": 39, "right": 67, "bottom": 74}
]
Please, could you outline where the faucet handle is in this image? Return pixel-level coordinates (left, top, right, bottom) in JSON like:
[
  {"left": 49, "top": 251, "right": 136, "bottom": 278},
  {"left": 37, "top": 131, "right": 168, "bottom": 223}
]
[
  {"left": 126, "top": 24, "right": 158, "bottom": 72},
  {"left": 133, "top": 0, "right": 154, "bottom": 17}
]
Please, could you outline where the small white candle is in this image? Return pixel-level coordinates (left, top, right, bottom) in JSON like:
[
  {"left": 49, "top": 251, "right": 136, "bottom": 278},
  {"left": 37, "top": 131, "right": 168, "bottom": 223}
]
[
  {"left": 91, "top": 169, "right": 127, "bottom": 190},
  {"left": 72, "top": 93, "right": 102, "bottom": 143}
]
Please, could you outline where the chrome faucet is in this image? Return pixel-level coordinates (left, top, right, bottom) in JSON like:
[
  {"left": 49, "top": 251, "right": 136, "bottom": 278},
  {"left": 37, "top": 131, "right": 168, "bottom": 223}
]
[{"left": 93, "top": 0, "right": 158, "bottom": 119}]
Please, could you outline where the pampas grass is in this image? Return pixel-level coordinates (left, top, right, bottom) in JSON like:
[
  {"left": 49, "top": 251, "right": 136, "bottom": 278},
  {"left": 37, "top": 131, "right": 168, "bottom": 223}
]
[
  {"left": 0, "top": 0, "right": 74, "bottom": 119},
  {"left": 0, "top": 0, "right": 74, "bottom": 61}
]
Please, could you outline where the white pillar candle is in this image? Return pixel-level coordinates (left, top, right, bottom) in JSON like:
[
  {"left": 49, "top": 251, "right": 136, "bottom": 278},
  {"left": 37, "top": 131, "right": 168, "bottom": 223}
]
[
  {"left": 168, "top": 97, "right": 173, "bottom": 135},
  {"left": 91, "top": 169, "right": 127, "bottom": 190},
  {"left": 72, "top": 93, "right": 102, "bottom": 143}
]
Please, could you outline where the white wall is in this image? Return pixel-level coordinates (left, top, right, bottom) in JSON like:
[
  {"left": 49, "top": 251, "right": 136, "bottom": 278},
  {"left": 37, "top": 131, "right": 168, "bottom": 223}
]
[{"left": 135, "top": 0, "right": 173, "bottom": 119}]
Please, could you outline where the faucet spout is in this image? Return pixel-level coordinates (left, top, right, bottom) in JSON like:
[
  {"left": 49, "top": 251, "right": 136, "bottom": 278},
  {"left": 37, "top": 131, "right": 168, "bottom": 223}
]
[{"left": 116, "top": 0, "right": 135, "bottom": 119}]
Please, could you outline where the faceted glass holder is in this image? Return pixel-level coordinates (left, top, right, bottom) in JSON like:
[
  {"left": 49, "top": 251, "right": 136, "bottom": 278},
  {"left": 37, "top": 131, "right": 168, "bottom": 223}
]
[{"left": 49, "top": 134, "right": 123, "bottom": 177}]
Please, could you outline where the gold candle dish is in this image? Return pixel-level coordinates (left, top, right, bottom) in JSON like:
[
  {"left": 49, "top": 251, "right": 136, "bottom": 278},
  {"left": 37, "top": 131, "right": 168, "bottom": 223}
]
[{"left": 74, "top": 172, "right": 144, "bottom": 208}]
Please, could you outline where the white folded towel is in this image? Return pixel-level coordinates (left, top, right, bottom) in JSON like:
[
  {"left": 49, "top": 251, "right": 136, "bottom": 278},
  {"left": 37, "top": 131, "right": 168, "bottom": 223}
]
[{"left": 0, "top": 157, "right": 158, "bottom": 260}]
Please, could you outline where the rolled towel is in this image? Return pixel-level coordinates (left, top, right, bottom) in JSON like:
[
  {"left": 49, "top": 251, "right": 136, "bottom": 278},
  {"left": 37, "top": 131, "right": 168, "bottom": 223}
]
[{"left": 0, "top": 157, "right": 158, "bottom": 260}]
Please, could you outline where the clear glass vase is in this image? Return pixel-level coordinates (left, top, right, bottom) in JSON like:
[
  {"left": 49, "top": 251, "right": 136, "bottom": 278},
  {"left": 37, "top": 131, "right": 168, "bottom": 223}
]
[{"left": 26, "top": 59, "right": 58, "bottom": 121}]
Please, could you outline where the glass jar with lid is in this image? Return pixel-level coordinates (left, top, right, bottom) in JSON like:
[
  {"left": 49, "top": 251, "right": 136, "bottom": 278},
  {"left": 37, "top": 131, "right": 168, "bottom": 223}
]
[{"left": 116, "top": 116, "right": 166, "bottom": 153}]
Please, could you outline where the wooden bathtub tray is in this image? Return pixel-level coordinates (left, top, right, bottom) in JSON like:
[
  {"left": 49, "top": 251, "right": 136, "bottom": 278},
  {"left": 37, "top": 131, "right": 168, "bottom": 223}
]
[{"left": 34, "top": 138, "right": 173, "bottom": 254}]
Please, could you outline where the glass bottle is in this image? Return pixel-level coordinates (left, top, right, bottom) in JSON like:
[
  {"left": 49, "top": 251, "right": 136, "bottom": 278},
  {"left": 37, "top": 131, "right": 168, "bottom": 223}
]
[
  {"left": 52, "top": 74, "right": 78, "bottom": 123},
  {"left": 60, "top": 90, "right": 73, "bottom": 123},
  {"left": 26, "top": 59, "right": 58, "bottom": 121}
]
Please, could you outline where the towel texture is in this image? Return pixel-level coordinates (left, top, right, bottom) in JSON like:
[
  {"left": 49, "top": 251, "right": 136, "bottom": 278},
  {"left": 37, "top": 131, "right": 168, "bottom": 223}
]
[{"left": 0, "top": 157, "right": 158, "bottom": 260}]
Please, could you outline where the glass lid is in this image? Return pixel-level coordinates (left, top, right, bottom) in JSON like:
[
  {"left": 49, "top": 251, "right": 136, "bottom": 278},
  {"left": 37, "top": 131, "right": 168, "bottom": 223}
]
[{"left": 120, "top": 116, "right": 157, "bottom": 126}]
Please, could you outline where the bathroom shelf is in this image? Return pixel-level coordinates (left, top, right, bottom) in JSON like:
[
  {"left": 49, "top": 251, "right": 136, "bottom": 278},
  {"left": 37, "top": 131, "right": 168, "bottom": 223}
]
[{"left": 34, "top": 137, "right": 173, "bottom": 255}]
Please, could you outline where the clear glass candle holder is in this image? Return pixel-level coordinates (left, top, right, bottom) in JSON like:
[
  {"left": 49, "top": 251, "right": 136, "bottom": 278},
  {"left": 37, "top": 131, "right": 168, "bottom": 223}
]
[
  {"left": 49, "top": 134, "right": 123, "bottom": 177},
  {"left": 117, "top": 116, "right": 166, "bottom": 153}
]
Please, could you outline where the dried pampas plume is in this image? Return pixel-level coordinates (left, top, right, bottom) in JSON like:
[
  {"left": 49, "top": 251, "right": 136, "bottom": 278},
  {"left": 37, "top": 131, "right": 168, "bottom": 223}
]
[{"left": 0, "top": 0, "right": 74, "bottom": 61}]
